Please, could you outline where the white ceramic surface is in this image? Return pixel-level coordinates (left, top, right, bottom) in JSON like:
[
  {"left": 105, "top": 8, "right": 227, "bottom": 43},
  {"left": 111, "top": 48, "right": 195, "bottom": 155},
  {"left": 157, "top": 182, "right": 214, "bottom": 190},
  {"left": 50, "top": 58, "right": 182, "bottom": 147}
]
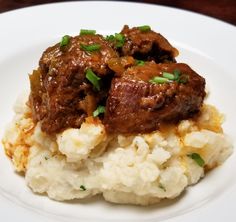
[{"left": 0, "top": 2, "right": 235, "bottom": 222}]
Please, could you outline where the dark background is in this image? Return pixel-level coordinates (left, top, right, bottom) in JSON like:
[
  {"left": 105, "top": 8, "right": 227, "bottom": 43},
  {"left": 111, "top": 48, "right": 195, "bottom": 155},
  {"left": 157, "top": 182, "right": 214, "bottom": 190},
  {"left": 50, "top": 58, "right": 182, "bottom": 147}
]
[{"left": 0, "top": 0, "right": 235, "bottom": 25}]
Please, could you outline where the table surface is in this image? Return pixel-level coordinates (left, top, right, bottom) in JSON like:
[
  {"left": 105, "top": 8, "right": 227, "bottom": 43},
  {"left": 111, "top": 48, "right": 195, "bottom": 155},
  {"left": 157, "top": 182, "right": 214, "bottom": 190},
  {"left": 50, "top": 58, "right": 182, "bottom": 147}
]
[{"left": 0, "top": 0, "right": 235, "bottom": 26}]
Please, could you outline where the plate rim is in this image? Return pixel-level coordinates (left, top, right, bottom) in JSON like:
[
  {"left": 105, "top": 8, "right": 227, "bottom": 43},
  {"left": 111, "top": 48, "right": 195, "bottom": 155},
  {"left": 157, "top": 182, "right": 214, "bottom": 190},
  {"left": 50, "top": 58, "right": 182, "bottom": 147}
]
[{"left": 0, "top": 1, "right": 235, "bottom": 222}]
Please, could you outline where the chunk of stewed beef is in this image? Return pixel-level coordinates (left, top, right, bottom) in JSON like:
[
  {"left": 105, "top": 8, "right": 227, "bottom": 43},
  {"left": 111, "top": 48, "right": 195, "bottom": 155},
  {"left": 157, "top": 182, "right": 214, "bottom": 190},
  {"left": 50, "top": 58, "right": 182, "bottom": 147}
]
[
  {"left": 120, "top": 25, "right": 179, "bottom": 63},
  {"left": 29, "top": 34, "right": 118, "bottom": 134},
  {"left": 104, "top": 62, "right": 205, "bottom": 134}
]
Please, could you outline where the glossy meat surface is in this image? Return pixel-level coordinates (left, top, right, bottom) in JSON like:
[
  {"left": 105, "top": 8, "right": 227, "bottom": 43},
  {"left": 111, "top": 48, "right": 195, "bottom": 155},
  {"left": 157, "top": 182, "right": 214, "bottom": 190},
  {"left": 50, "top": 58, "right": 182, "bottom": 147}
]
[
  {"left": 29, "top": 34, "right": 118, "bottom": 133},
  {"left": 120, "top": 25, "right": 179, "bottom": 63},
  {"left": 104, "top": 62, "right": 205, "bottom": 134}
]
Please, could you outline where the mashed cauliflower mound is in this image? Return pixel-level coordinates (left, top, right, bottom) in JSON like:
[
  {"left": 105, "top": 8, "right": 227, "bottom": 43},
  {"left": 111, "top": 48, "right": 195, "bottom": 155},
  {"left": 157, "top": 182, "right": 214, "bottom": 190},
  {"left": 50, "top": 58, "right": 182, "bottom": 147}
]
[{"left": 2, "top": 93, "right": 233, "bottom": 205}]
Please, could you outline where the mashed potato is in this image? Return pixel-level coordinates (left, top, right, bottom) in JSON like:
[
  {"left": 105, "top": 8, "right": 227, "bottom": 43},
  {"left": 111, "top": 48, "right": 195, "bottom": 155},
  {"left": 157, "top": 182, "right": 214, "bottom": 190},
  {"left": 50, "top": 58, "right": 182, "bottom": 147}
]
[{"left": 2, "top": 92, "right": 233, "bottom": 205}]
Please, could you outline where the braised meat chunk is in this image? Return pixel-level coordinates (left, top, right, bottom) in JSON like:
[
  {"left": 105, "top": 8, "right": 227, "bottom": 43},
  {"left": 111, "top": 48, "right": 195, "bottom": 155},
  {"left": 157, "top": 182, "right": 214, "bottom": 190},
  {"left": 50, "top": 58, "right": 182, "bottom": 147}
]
[
  {"left": 29, "top": 34, "right": 118, "bottom": 134},
  {"left": 104, "top": 62, "right": 205, "bottom": 134},
  {"left": 120, "top": 25, "right": 179, "bottom": 63}
]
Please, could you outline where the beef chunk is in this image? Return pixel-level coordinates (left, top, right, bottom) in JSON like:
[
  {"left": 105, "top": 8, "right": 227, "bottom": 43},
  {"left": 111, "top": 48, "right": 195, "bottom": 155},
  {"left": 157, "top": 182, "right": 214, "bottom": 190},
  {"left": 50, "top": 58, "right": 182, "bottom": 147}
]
[
  {"left": 120, "top": 25, "right": 179, "bottom": 63},
  {"left": 104, "top": 62, "right": 205, "bottom": 134},
  {"left": 29, "top": 34, "right": 118, "bottom": 134}
]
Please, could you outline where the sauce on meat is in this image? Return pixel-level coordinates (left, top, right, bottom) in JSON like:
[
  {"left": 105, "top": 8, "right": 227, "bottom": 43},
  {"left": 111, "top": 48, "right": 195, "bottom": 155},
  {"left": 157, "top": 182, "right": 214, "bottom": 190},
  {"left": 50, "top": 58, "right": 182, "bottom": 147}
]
[{"left": 29, "top": 25, "right": 205, "bottom": 135}]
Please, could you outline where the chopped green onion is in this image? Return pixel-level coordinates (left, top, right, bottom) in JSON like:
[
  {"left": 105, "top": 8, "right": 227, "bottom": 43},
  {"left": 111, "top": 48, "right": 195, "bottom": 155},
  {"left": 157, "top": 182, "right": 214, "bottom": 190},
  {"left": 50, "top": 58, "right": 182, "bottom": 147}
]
[
  {"left": 60, "top": 35, "right": 70, "bottom": 47},
  {"left": 135, "top": 59, "right": 145, "bottom": 66},
  {"left": 159, "top": 184, "right": 166, "bottom": 192},
  {"left": 178, "top": 74, "right": 189, "bottom": 84},
  {"left": 115, "top": 33, "right": 125, "bottom": 48},
  {"left": 106, "top": 35, "right": 115, "bottom": 41},
  {"left": 115, "top": 33, "right": 124, "bottom": 42},
  {"left": 93, "top": 105, "right": 105, "bottom": 117},
  {"left": 187, "top": 153, "right": 205, "bottom": 167},
  {"left": 162, "top": 72, "right": 175, "bottom": 80},
  {"left": 80, "top": 185, "right": 86, "bottom": 191},
  {"left": 80, "top": 29, "right": 96, "bottom": 35},
  {"left": 149, "top": 76, "right": 169, "bottom": 84},
  {"left": 85, "top": 69, "right": 101, "bottom": 91},
  {"left": 173, "top": 69, "right": 181, "bottom": 80},
  {"left": 138, "top": 25, "right": 151, "bottom": 32},
  {"left": 106, "top": 33, "right": 125, "bottom": 48},
  {"left": 149, "top": 69, "right": 188, "bottom": 85},
  {"left": 80, "top": 43, "right": 101, "bottom": 52},
  {"left": 163, "top": 69, "right": 180, "bottom": 81}
]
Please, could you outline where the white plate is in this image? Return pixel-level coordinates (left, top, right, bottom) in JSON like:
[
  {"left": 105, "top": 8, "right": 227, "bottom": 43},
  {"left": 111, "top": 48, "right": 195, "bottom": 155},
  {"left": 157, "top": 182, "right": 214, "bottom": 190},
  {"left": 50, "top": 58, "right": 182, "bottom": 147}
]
[{"left": 0, "top": 1, "right": 236, "bottom": 222}]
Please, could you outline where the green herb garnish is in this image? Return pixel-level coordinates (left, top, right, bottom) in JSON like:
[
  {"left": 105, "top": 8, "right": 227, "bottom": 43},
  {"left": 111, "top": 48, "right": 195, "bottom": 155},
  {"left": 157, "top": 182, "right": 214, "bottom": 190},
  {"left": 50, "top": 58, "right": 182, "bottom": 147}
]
[
  {"left": 93, "top": 105, "right": 105, "bottom": 117},
  {"left": 115, "top": 33, "right": 125, "bottom": 48},
  {"left": 159, "top": 184, "right": 166, "bottom": 192},
  {"left": 149, "top": 69, "right": 189, "bottom": 85},
  {"left": 177, "top": 74, "right": 189, "bottom": 84},
  {"left": 106, "top": 35, "right": 115, "bottom": 41},
  {"left": 80, "top": 43, "right": 101, "bottom": 52},
  {"left": 60, "top": 35, "right": 70, "bottom": 47},
  {"left": 149, "top": 76, "right": 169, "bottom": 84},
  {"left": 80, "top": 185, "right": 86, "bottom": 191},
  {"left": 80, "top": 29, "right": 96, "bottom": 35},
  {"left": 173, "top": 69, "right": 181, "bottom": 80},
  {"left": 135, "top": 59, "right": 145, "bottom": 66},
  {"left": 138, "top": 25, "right": 151, "bottom": 32},
  {"left": 163, "top": 69, "right": 181, "bottom": 81},
  {"left": 162, "top": 72, "right": 175, "bottom": 80},
  {"left": 106, "top": 33, "right": 125, "bottom": 48},
  {"left": 85, "top": 69, "right": 101, "bottom": 91},
  {"left": 187, "top": 153, "right": 205, "bottom": 167}
]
